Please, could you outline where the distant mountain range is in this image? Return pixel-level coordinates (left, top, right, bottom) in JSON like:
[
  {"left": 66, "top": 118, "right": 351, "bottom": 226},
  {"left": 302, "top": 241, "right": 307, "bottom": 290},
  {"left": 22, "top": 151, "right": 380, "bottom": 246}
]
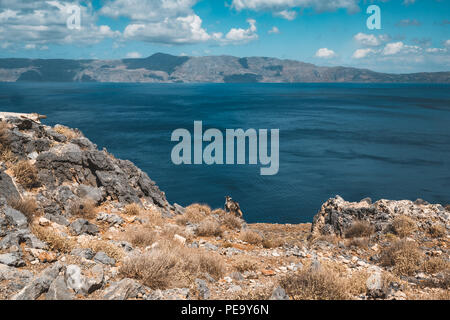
[{"left": 0, "top": 53, "right": 449, "bottom": 83}]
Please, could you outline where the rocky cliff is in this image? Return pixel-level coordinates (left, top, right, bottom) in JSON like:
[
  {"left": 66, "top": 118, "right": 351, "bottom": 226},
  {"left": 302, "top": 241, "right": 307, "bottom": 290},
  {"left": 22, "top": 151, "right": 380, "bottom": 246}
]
[
  {"left": 1, "top": 53, "right": 449, "bottom": 83},
  {"left": 0, "top": 112, "right": 448, "bottom": 300}
]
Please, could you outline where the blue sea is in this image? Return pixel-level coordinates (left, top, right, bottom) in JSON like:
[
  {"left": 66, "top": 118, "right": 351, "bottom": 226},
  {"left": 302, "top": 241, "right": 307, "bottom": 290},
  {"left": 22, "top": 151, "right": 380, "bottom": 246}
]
[{"left": 1, "top": 82, "right": 449, "bottom": 223}]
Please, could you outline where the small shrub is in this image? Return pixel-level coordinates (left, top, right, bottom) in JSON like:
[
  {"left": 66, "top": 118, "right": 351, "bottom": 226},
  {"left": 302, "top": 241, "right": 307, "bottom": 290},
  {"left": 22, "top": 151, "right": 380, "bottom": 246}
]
[
  {"left": 126, "top": 227, "right": 157, "bottom": 248},
  {"left": 428, "top": 224, "right": 446, "bottom": 238},
  {"left": 54, "top": 125, "right": 80, "bottom": 140},
  {"left": 347, "top": 237, "right": 370, "bottom": 249},
  {"left": 380, "top": 240, "right": 424, "bottom": 276},
  {"left": 32, "top": 225, "right": 76, "bottom": 253},
  {"left": 345, "top": 220, "right": 374, "bottom": 238},
  {"left": 423, "top": 257, "right": 449, "bottom": 274},
  {"left": 279, "top": 268, "right": 350, "bottom": 300},
  {"left": 69, "top": 199, "right": 96, "bottom": 219},
  {"left": 195, "top": 252, "right": 226, "bottom": 280},
  {"left": 221, "top": 214, "right": 242, "bottom": 230},
  {"left": 11, "top": 160, "right": 40, "bottom": 189},
  {"left": 262, "top": 237, "right": 284, "bottom": 249},
  {"left": 197, "top": 218, "right": 222, "bottom": 237},
  {"left": 182, "top": 204, "right": 211, "bottom": 223},
  {"left": 123, "top": 203, "right": 141, "bottom": 216},
  {"left": 8, "top": 197, "right": 39, "bottom": 223},
  {"left": 233, "top": 257, "right": 258, "bottom": 272},
  {"left": 120, "top": 248, "right": 178, "bottom": 289},
  {"left": 392, "top": 215, "right": 417, "bottom": 238},
  {"left": 240, "top": 230, "right": 263, "bottom": 245},
  {"left": 84, "top": 240, "right": 123, "bottom": 261},
  {"left": 0, "top": 121, "right": 10, "bottom": 146}
]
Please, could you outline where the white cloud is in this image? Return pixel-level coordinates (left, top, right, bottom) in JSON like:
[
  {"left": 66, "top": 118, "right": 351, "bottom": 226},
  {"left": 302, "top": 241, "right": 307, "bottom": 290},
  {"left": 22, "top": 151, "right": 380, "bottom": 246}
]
[
  {"left": 352, "top": 48, "right": 376, "bottom": 59},
  {"left": 268, "top": 26, "right": 280, "bottom": 34},
  {"left": 315, "top": 48, "right": 336, "bottom": 58},
  {"left": 24, "top": 44, "right": 36, "bottom": 50},
  {"left": 231, "top": 0, "right": 359, "bottom": 13},
  {"left": 382, "top": 41, "right": 420, "bottom": 56},
  {"left": 445, "top": 40, "right": 450, "bottom": 47},
  {"left": 0, "top": 1, "right": 119, "bottom": 47},
  {"left": 123, "top": 14, "right": 210, "bottom": 44},
  {"left": 274, "top": 10, "right": 297, "bottom": 20},
  {"left": 354, "top": 32, "right": 389, "bottom": 46},
  {"left": 126, "top": 51, "right": 142, "bottom": 58},
  {"left": 218, "top": 18, "right": 258, "bottom": 44}
]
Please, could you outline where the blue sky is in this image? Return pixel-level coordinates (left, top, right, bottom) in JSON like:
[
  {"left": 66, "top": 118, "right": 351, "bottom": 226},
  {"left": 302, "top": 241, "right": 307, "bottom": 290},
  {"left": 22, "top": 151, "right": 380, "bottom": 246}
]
[{"left": 0, "top": 0, "right": 449, "bottom": 73}]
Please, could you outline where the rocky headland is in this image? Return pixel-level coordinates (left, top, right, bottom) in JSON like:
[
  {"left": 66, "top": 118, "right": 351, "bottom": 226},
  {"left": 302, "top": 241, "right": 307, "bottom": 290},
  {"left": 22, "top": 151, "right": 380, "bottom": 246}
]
[{"left": 0, "top": 112, "right": 448, "bottom": 300}]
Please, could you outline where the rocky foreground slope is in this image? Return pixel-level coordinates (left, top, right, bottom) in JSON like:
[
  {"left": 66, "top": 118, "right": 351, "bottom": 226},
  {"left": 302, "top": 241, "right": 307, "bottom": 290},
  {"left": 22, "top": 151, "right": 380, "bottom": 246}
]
[{"left": 0, "top": 112, "right": 448, "bottom": 300}]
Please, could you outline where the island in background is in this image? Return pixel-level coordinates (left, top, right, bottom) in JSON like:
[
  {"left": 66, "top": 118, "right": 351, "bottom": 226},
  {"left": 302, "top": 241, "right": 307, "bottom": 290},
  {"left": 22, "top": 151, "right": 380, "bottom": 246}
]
[{"left": 0, "top": 53, "right": 449, "bottom": 83}]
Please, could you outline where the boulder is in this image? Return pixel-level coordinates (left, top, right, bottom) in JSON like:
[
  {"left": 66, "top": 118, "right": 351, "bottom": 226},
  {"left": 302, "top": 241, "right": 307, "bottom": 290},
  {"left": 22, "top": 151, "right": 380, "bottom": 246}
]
[
  {"left": 11, "top": 262, "right": 62, "bottom": 300},
  {"left": 4, "top": 206, "right": 28, "bottom": 229},
  {"left": 0, "top": 170, "right": 20, "bottom": 201},
  {"left": 0, "top": 252, "right": 25, "bottom": 267},
  {"left": 69, "top": 219, "right": 99, "bottom": 236},
  {"left": 46, "top": 276, "right": 75, "bottom": 300},
  {"left": 93, "top": 251, "right": 115, "bottom": 266},
  {"left": 102, "top": 278, "right": 143, "bottom": 300}
]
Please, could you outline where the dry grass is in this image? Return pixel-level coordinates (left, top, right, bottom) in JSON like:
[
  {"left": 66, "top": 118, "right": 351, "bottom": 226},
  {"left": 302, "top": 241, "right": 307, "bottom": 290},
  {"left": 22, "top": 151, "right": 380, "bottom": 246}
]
[
  {"left": 125, "top": 226, "right": 158, "bottom": 248},
  {"left": 221, "top": 214, "right": 242, "bottom": 230},
  {"left": 8, "top": 197, "right": 39, "bottom": 223},
  {"left": 32, "top": 225, "right": 76, "bottom": 253},
  {"left": 347, "top": 237, "right": 370, "bottom": 249},
  {"left": 279, "top": 267, "right": 350, "bottom": 300},
  {"left": 423, "top": 257, "right": 450, "bottom": 274},
  {"left": 11, "top": 160, "right": 40, "bottom": 190},
  {"left": 83, "top": 240, "right": 123, "bottom": 261},
  {"left": 380, "top": 240, "right": 424, "bottom": 276},
  {"left": 239, "top": 230, "right": 263, "bottom": 245},
  {"left": 54, "top": 125, "right": 80, "bottom": 140},
  {"left": 182, "top": 204, "right": 212, "bottom": 223},
  {"left": 345, "top": 220, "right": 374, "bottom": 238},
  {"left": 428, "top": 224, "right": 446, "bottom": 238},
  {"left": 262, "top": 237, "right": 284, "bottom": 249},
  {"left": 120, "top": 241, "right": 225, "bottom": 289},
  {"left": 121, "top": 247, "right": 178, "bottom": 289},
  {"left": 232, "top": 256, "right": 258, "bottom": 272},
  {"left": 68, "top": 199, "right": 97, "bottom": 219},
  {"left": 391, "top": 215, "right": 417, "bottom": 238},
  {"left": 197, "top": 218, "right": 223, "bottom": 237},
  {"left": 123, "top": 203, "right": 141, "bottom": 216}
]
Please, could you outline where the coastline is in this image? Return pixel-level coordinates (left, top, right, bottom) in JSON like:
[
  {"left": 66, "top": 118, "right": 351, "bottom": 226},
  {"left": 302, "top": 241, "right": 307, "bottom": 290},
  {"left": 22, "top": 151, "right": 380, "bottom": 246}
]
[{"left": 0, "top": 112, "right": 448, "bottom": 300}]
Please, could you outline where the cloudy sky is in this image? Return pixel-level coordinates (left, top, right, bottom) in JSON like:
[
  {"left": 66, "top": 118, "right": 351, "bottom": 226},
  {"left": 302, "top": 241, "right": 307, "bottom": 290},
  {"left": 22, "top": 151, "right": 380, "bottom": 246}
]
[{"left": 0, "top": 0, "right": 449, "bottom": 73}]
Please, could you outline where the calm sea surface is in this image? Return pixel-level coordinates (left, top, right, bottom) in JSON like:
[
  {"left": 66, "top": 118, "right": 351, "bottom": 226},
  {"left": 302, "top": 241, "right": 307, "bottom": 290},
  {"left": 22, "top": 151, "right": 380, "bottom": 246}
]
[{"left": 1, "top": 82, "right": 449, "bottom": 223}]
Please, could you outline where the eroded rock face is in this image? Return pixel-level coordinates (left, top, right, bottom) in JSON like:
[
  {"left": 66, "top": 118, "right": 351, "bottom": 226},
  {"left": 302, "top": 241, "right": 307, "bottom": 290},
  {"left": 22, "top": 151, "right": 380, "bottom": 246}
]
[{"left": 311, "top": 195, "right": 449, "bottom": 237}]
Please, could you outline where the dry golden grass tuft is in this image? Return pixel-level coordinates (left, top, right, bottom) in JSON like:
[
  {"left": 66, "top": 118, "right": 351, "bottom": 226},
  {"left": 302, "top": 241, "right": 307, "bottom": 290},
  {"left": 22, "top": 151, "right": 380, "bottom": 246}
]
[
  {"left": 123, "top": 203, "right": 141, "bottom": 216},
  {"left": 125, "top": 226, "right": 158, "bottom": 248},
  {"left": 345, "top": 220, "right": 374, "bottom": 238},
  {"left": 69, "top": 199, "right": 97, "bottom": 219},
  {"left": 279, "top": 267, "right": 350, "bottom": 300},
  {"left": 121, "top": 240, "right": 225, "bottom": 289},
  {"left": 8, "top": 197, "right": 39, "bottom": 223},
  {"left": 182, "top": 203, "right": 212, "bottom": 223},
  {"left": 84, "top": 240, "right": 123, "bottom": 261},
  {"left": 380, "top": 239, "right": 424, "bottom": 276},
  {"left": 197, "top": 218, "right": 223, "bottom": 237},
  {"left": 423, "top": 257, "right": 449, "bottom": 274},
  {"left": 11, "top": 160, "right": 40, "bottom": 190},
  {"left": 391, "top": 215, "right": 417, "bottom": 238},
  {"left": 232, "top": 256, "right": 258, "bottom": 272},
  {"left": 32, "top": 225, "right": 76, "bottom": 253},
  {"left": 121, "top": 247, "right": 178, "bottom": 289},
  {"left": 54, "top": 125, "right": 80, "bottom": 140},
  {"left": 262, "top": 237, "right": 284, "bottom": 249},
  {"left": 347, "top": 237, "right": 370, "bottom": 249},
  {"left": 428, "top": 224, "right": 446, "bottom": 238},
  {"left": 221, "top": 214, "right": 243, "bottom": 230},
  {"left": 239, "top": 230, "right": 263, "bottom": 245}
]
